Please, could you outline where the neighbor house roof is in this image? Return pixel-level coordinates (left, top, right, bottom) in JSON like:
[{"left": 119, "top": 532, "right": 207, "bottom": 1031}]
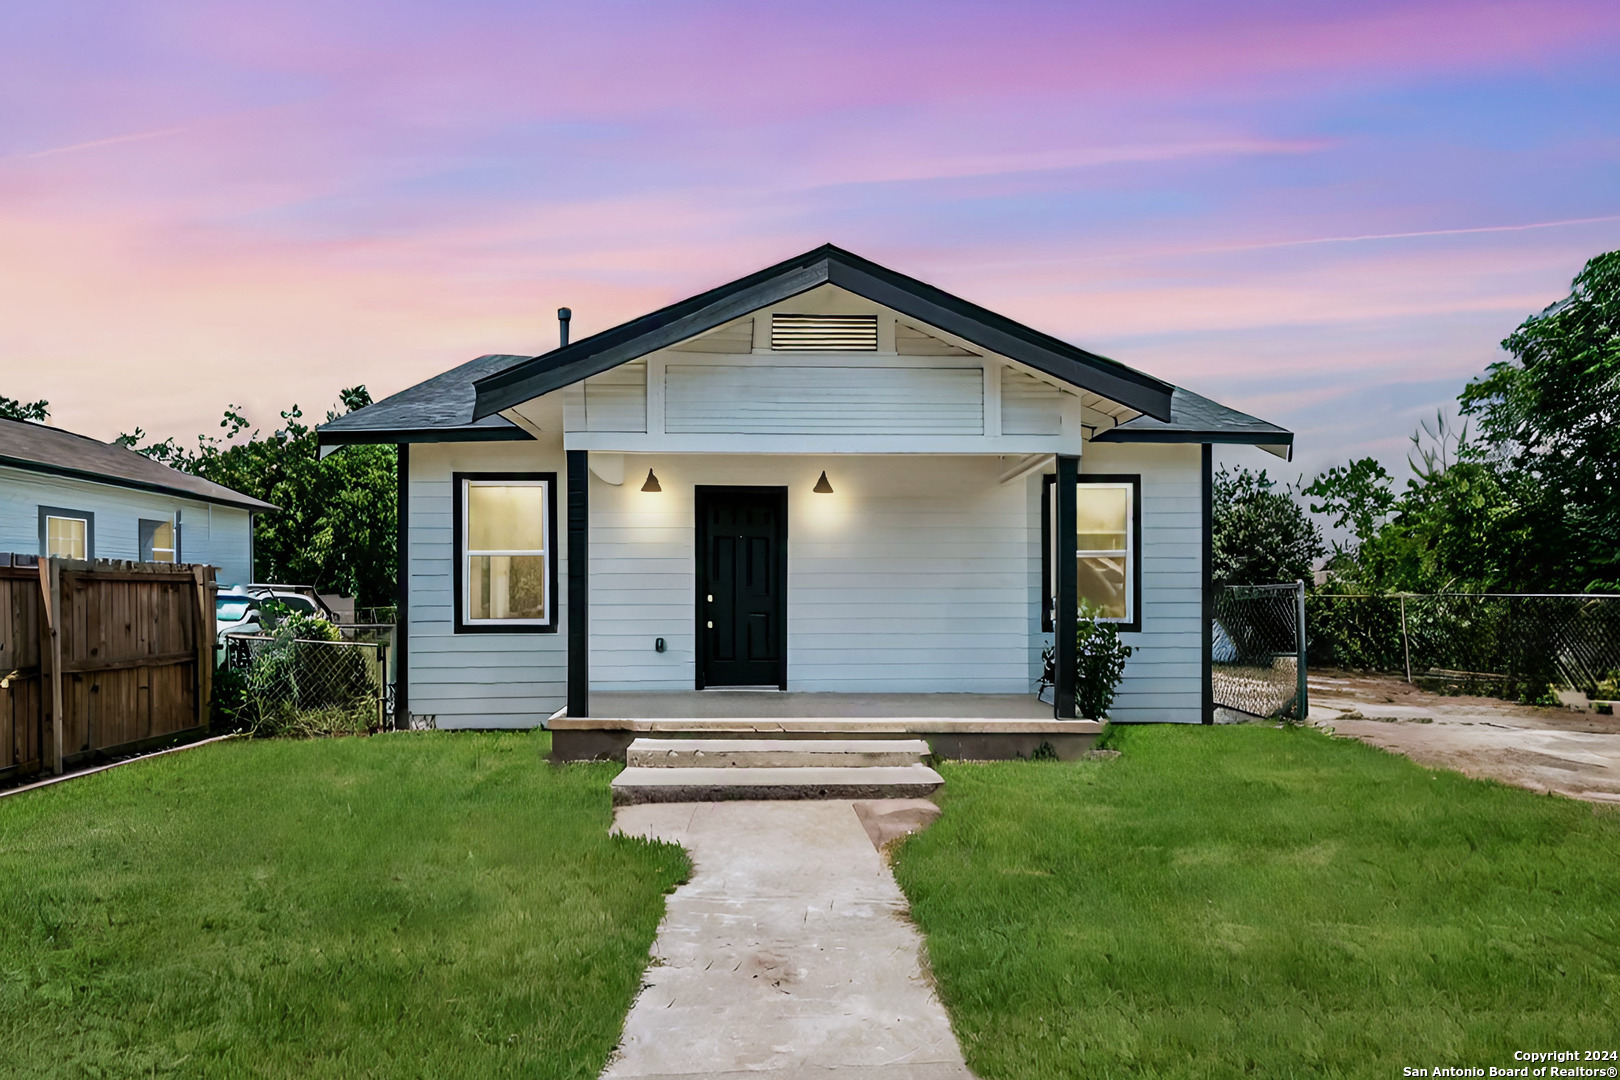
[
  {"left": 0, "top": 417, "right": 277, "bottom": 511},
  {"left": 317, "top": 352, "right": 534, "bottom": 449},
  {"left": 470, "top": 244, "right": 1177, "bottom": 422},
  {"left": 1090, "top": 387, "right": 1294, "bottom": 460}
]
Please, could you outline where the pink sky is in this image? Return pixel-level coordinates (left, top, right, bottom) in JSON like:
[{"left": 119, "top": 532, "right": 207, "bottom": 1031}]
[{"left": 3, "top": 0, "right": 1618, "bottom": 478}]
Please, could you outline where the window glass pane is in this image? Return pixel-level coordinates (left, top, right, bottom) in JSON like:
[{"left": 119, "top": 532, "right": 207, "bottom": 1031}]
[
  {"left": 469, "top": 555, "right": 548, "bottom": 621},
  {"left": 150, "top": 521, "right": 175, "bottom": 562},
  {"left": 1077, "top": 486, "right": 1128, "bottom": 551},
  {"left": 47, "top": 517, "right": 86, "bottom": 559},
  {"left": 1078, "top": 555, "right": 1128, "bottom": 619},
  {"left": 467, "top": 484, "right": 546, "bottom": 551}
]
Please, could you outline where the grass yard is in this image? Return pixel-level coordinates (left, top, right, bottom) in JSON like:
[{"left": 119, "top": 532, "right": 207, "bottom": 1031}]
[
  {"left": 892, "top": 724, "right": 1620, "bottom": 1080},
  {"left": 0, "top": 732, "right": 687, "bottom": 1079}
]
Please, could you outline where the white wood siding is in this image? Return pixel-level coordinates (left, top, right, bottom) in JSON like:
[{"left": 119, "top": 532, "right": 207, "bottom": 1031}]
[
  {"left": 663, "top": 365, "right": 984, "bottom": 436},
  {"left": 590, "top": 454, "right": 1031, "bottom": 693},
  {"left": 1082, "top": 442, "right": 1203, "bottom": 723},
  {"left": 1001, "top": 368, "right": 1066, "bottom": 435},
  {"left": 0, "top": 464, "right": 254, "bottom": 583},
  {"left": 405, "top": 440, "right": 568, "bottom": 729},
  {"left": 583, "top": 359, "right": 647, "bottom": 432}
]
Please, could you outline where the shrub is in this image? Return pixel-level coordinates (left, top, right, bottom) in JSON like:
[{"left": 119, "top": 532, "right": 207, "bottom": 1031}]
[{"left": 1041, "top": 605, "right": 1134, "bottom": 719}]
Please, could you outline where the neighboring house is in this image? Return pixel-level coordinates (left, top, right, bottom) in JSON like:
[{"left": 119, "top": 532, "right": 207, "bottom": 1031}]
[
  {"left": 318, "top": 245, "right": 1292, "bottom": 729},
  {"left": 0, "top": 417, "right": 273, "bottom": 584}
]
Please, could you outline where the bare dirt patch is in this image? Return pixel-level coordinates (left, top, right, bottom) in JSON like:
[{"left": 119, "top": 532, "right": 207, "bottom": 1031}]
[{"left": 1308, "top": 671, "right": 1620, "bottom": 803}]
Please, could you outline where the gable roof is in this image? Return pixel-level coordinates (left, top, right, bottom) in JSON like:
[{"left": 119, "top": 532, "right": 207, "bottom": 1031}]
[
  {"left": 317, "top": 353, "right": 535, "bottom": 448},
  {"left": 1091, "top": 387, "right": 1294, "bottom": 460},
  {"left": 0, "top": 417, "right": 276, "bottom": 511},
  {"left": 471, "top": 244, "right": 1177, "bottom": 422}
]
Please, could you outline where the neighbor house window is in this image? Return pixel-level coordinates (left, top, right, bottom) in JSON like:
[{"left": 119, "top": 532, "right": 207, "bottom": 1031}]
[
  {"left": 140, "top": 518, "right": 177, "bottom": 563},
  {"left": 1042, "top": 475, "right": 1141, "bottom": 632},
  {"left": 454, "top": 473, "right": 558, "bottom": 632},
  {"left": 39, "top": 506, "right": 94, "bottom": 560}
]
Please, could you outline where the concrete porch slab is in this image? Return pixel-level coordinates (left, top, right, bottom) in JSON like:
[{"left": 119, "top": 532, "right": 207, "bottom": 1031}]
[{"left": 588, "top": 691, "right": 1054, "bottom": 720}]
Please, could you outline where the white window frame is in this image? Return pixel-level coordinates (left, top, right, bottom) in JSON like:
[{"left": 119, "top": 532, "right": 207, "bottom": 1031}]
[
  {"left": 40, "top": 506, "right": 93, "bottom": 560},
  {"left": 459, "top": 477, "right": 554, "bottom": 630},
  {"left": 1075, "top": 481, "right": 1134, "bottom": 626}
]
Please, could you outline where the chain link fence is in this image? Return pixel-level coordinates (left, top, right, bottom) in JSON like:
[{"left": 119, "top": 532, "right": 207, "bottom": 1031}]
[
  {"left": 1213, "top": 583, "right": 1308, "bottom": 720},
  {"left": 223, "top": 634, "right": 390, "bottom": 734},
  {"left": 1307, "top": 593, "right": 1620, "bottom": 700}
]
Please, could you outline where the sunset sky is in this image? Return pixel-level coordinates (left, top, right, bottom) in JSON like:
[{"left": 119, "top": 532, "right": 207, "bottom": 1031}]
[{"left": 3, "top": 0, "right": 1618, "bottom": 479}]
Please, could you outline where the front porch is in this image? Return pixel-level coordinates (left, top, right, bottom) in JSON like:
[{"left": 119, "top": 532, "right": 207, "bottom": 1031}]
[{"left": 549, "top": 690, "right": 1101, "bottom": 762}]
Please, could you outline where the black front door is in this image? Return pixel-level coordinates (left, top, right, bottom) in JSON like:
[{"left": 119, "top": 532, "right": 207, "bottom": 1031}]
[{"left": 696, "top": 487, "right": 787, "bottom": 689}]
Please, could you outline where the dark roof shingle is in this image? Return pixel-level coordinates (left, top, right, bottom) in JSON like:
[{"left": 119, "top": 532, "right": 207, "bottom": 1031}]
[{"left": 0, "top": 418, "right": 276, "bottom": 510}]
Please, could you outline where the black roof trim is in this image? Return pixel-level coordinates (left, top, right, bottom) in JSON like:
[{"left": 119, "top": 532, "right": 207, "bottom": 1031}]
[
  {"left": 1090, "top": 387, "right": 1294, "bottom": 460},
  {"left": 318, "top": 426, "right": 532, "bottom": 448},
  {"left": 472, "top": 245, "right": 1176, "bottom": 422}
]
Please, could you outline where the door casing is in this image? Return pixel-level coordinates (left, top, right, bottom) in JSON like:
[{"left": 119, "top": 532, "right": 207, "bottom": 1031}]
[{"left": 694, "top": 485, "right": 788, "bottom": 690}]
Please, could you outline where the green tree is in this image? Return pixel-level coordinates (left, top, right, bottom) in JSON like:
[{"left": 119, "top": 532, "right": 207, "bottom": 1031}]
[
  {"left": 1211, "top": 466, "right": 1324, "bottom": 587},
  {"left": 1308, "top": 250, "right": 1618, "bottom": 594},
  {"left": 1, "top": 395, "right": 49, "bottom": 421},
  {"left": 1460, "top": 250, "right": 1620, "bottom": 591},
  {"left": 119, "top": 387, "right": 397, "bottom": 605}
]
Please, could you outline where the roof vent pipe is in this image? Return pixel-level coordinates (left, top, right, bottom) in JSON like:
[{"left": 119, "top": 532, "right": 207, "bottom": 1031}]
[{"left": 557, "top": 307, "right": 571, "bottom": 348}]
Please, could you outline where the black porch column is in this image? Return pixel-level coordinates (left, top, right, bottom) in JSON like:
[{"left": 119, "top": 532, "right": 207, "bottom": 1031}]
[
  {"left": 1054, "top": 454, "right": 1079, "bottom": 719},
  {"left": 1201, "top": 444, "right": 1215, "bottom": 724},
  {"left": 566, "top": 449, "right": 589, "bottom": 718},
  {"left": 394, "top": 443, "right": 410, "bottom": 730}
]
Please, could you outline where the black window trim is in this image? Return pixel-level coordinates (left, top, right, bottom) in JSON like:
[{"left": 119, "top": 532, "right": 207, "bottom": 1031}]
[
  {"left": 1041, "top": 472, "right": 1143, "bottom": 634},
  {"left": 139, "top": 514, "right": 180, "bottom": 563},
  {"left": 452, "top": 471, "right": 560, "bottom": 634},
  {"left": 38, "top": 505, "right": 95, "bottom": 561}
]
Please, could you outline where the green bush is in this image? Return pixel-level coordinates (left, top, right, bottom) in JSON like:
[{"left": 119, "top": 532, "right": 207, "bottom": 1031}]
[
  {"left": 1043, "top": 605, "right": 1134, "bottom": 719},
  {"left": 238, "top": 604, "right": 383, "bottom": 738}
]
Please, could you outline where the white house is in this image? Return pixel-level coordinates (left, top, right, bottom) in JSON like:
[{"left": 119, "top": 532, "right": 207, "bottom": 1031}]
[
  {"left": 319, "top": 246, "right": 1291, "bottom": 756},
  {"left": 0, "top": 417, "right": 271, "bottom": 584}
]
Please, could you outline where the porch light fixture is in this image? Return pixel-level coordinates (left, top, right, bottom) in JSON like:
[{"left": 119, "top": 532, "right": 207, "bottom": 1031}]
[
  {"left": 641, "top": 468, "right": 662, "bottom": 493},
  {"left": 812, "top": 470, "right": 834, "bottom": 494}
]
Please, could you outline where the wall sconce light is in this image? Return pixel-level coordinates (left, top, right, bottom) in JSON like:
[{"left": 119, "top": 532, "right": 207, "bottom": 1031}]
[
  {"left": 641, "top": 468, "right": 662, "bottom": 492},
  {"left": 812, "top": 470, "right": 834, "bottom": 494}
]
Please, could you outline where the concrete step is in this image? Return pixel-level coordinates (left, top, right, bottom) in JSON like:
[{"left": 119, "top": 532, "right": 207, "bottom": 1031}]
[
  {"left": 611, "top": 764, "right": 944, "bottom": 806},
  {"left": 626, "top": 737, "right": 931, "bottom": 769}
]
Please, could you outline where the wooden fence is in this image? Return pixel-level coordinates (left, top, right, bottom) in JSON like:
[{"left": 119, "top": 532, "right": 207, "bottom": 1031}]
[{"left": 1, "top": 554, "right": 215, "bottom": 781}]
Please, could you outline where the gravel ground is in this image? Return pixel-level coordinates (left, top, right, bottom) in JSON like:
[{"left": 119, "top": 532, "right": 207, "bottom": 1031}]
[{"left": 1304, "top": 671, "right": 1620, "bottom": 804}]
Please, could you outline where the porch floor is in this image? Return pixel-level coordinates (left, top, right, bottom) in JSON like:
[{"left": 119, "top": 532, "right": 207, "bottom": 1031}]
[
  {"left": 550, "top": 692, "right": 1097, "bottom": 762},
  {"left": 584, "top": 690, "right": 1055, "bottom": 720}
]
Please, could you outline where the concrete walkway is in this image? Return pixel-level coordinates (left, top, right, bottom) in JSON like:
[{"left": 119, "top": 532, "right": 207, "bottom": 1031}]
[{"left": 607, "top": 800, "right": 975, "bottom": 1080}]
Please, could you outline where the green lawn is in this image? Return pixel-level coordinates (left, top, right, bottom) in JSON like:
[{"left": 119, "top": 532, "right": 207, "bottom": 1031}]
[
  {"left": 892, "top": 724, "right": 1620, "bottom": 1080},
  {"left": 0, "top": 732, "right": 687, "bottom": 1079}
]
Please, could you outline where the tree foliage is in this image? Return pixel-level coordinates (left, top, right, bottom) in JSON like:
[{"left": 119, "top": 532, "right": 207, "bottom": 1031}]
[
  {"left": 1, "top": 395, "right": 50, "bottom": 422},
  {"left": 1211, "top": 466, "right": 1323, "bottom": 588},
  {"left": 1307, "top": 250, "right": 1619, "bottom": 594},
  {"left": 119, "top": 387, "right": 397, "bottom": 605}
]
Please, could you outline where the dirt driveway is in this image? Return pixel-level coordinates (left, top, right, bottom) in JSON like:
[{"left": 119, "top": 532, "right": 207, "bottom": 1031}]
[{"left": 1306, "top": 672, "right": 1620, "bottom": 805}]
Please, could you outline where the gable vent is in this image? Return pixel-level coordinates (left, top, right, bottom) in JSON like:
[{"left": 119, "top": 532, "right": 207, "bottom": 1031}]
[{"left": 771, "top": 313, "right": 878, "bottom": 351}]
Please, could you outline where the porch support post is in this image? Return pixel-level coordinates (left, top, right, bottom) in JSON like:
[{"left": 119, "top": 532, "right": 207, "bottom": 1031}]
[
  {"left": 1202, "top": 444, "right": 1214, "bottom": 724},
  {"left": 1054, "top": 454, "right": 1079, "bottom": 719},
  {"left": 566, "top": 449, "right": 589, "bottom": 718},
  {"left": 394, "top": 443, "right": 409, "bottom": 730}
]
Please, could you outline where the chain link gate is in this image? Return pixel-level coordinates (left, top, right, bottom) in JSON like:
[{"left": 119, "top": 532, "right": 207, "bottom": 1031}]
[
  {"left": 224, "top": 634, "right": 391, "bottom": 730},
  {"left": 1212, "top": 582, "right": 1308, "bottom": 720}
]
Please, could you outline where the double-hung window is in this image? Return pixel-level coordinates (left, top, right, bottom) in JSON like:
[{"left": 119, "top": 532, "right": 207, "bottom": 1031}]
[
  {"left": 455, "top": 474, "right": 557, "bottom": 632},
  {"left": 140, "top": 518, "right": 177, "bottom": 562},
  {"left": 1043, "top": 474, "right": 1141, "bottom": 632},
  {"left": 39, "top": 506, "right": 93, "bottom": 560}
]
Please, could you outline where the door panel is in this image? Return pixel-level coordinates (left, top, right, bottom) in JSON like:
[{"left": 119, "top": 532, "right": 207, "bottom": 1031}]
[{"left": 697, "top": 488, "right": 786, "bottom": 688}]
